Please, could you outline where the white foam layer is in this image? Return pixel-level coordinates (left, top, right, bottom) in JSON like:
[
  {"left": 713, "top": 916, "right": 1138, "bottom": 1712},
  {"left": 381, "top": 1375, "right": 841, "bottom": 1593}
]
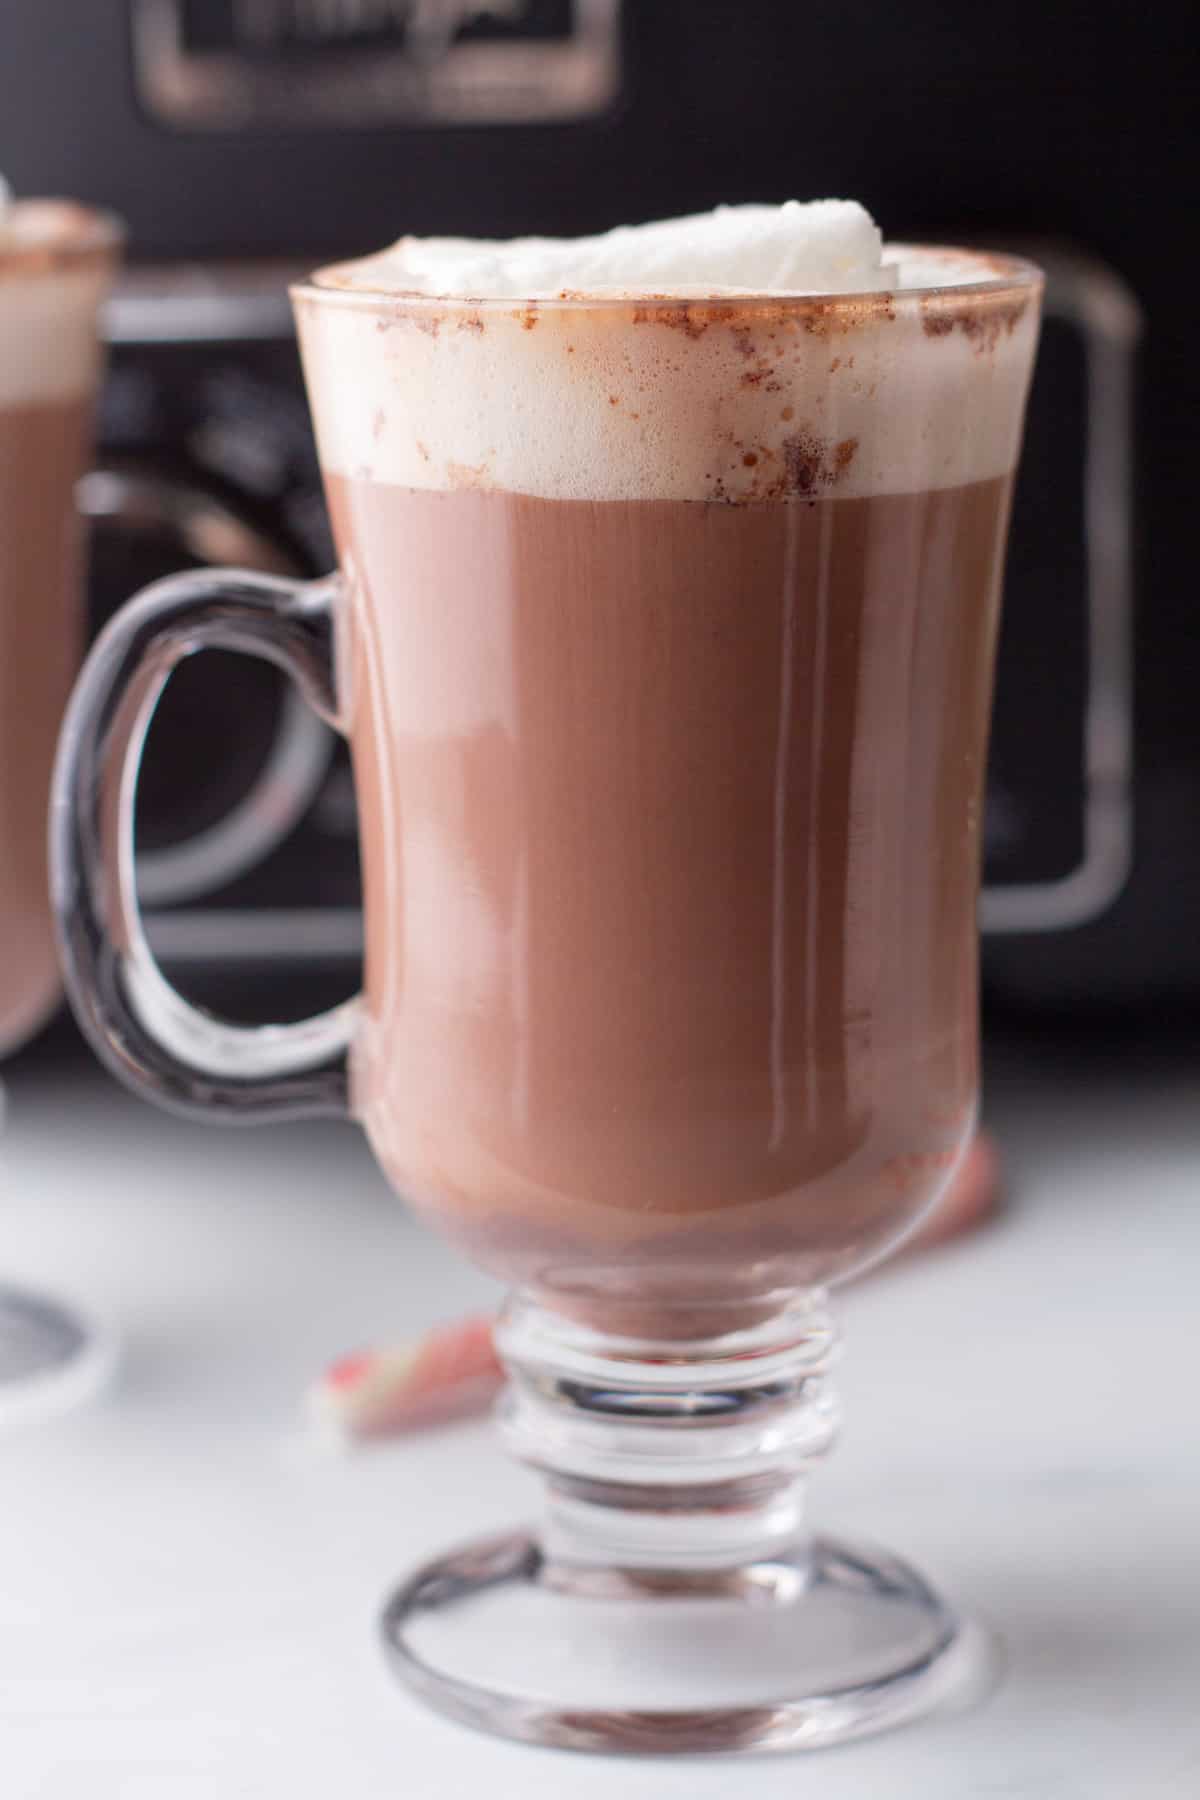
[
  {"left": 297, "top": 211, "right": 1041, "bottom": 504},
  {"left": 0, "top": 199, "right": 115, "bottom": 408}
]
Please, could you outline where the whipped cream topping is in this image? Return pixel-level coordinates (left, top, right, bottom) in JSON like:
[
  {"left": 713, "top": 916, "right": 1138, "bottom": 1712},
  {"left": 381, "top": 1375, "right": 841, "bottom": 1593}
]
[
  {"left": 297, "top": 205, "right": 1040, "bottom": 503},
  {"left": 330, "top": 201, "right": 896, "bottom": 299},
  {"left": 316, "top": 202, "right": 1002, "bottom": 301}
]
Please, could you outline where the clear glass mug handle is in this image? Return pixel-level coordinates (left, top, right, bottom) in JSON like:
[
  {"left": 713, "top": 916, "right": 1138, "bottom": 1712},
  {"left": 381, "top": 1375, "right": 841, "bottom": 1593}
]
[{"left": 50, "top": 567, "right": 355, "bottom": 1122}]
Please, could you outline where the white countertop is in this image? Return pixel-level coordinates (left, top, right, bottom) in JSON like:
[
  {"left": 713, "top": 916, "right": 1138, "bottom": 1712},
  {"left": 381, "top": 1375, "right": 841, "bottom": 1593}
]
[{"left": 1, "top": 1028, "right": 1197, "bottom": 1798}]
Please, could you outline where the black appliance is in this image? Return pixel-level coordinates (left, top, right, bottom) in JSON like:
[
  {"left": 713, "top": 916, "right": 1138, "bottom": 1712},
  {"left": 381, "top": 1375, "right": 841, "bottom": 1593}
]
[{"left": 2, "top": 1, "right": 1193, "bottom": 1009}]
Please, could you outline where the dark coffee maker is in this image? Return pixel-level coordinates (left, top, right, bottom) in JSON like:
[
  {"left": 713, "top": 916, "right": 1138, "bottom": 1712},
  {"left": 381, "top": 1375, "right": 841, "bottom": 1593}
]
[{"left": 1, "top": 0, "right": 1190, "bottom": 1009}]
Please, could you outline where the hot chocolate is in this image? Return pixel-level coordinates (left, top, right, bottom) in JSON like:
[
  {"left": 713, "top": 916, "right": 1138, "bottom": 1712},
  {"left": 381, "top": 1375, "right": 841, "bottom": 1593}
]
[
  {"left": 0, "top": 197, "right": 117, "bottom": 1054},
  {"left": 330, "top": 473, "right": 1011, "bottom": 1324},
  {"left": 49, "top": 205, "right": 1043, "bottom": 1741},
  {"left": 295, "top": 208, "right": 1039, "bottom": 1330}
]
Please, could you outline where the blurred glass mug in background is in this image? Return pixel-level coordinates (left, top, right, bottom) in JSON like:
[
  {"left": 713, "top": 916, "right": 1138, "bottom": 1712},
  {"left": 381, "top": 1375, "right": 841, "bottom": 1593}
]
[
  {"left": 0, "top": 186, "right": 120, "bottom": 1418},
  {"left": 52, "top": 213, "right": 1041, "bottom": 1754}
]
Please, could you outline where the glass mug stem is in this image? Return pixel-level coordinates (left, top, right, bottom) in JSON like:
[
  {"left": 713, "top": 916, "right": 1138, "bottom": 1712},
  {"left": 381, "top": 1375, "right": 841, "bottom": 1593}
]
[
  {"left": 497, "top": 1292, "right": 840, "bottom": 1570},
  {"left": 51, "top": 567, "right": 353, "bottom": 1121}
]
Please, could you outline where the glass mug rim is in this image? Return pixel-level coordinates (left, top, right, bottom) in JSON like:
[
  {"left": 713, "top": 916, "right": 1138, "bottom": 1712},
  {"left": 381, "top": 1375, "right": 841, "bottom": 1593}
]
[
  {"left": 0, "top": 203, "right": 124, "bottom": 280},
  {"left": 291, "top": 243, "right": 1044, "bottom": 319}
]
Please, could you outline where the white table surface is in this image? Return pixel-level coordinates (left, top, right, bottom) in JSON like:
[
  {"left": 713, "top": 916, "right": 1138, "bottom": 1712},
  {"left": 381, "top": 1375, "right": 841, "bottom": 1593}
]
[{"left": 0, "top": 1029, "right": 1197, "bottom": 1799}]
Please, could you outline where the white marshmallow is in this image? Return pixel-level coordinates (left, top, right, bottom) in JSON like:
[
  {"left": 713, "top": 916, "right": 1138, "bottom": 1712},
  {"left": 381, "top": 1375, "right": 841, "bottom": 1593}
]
[
  {"left": 296, "top": 205, "right": 1041, "bottom": 504},
  {"left": 326, "top": 201, "right": 891, "bottom": 299}
]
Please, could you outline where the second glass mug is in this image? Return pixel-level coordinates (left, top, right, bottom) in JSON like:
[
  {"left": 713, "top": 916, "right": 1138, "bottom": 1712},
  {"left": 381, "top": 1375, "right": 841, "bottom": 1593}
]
[{"left": 52, "top": 252, "right": 1042, "bottom": 1754}]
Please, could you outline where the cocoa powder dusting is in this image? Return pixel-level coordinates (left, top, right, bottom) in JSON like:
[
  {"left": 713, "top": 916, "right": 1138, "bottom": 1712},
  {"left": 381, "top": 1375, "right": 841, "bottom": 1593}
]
[
  {"left": 740, "top": 354, "right": 785, "bottom": 392},
  {"left": 922, "top": 295, "right": 1029, "bottom": 352},
  {"left": 798, "top": 299, "right": 893, "bottom": 339},
  {"left": 782, "top": 434, "right": 822, "bottom": 494},
  {"left": 446, "top": 460, "right": 489, "bottom": 489},
  {"left": 631, "top": 301, "right": 736, "bottom": 339},
  {"left": 721, "top": 429, "right": 859, "bottom": 502}
]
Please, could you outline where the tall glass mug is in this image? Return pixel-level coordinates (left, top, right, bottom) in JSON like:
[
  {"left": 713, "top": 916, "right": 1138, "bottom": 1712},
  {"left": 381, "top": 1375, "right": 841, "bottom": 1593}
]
[
  {"left": 53, "top": 246, "right": 1041, "bottom": 1752},
  {"left": 0, "top": 198, "right": 120, "bottom": 1415}
]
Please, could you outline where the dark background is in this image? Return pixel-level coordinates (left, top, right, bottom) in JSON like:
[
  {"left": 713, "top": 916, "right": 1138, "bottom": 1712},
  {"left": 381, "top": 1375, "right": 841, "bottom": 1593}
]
[
  {"left": 2, "top": 0, "right": 1198, "bottom": 1014},
  {"left": 1, "top": 3, "right": 1190, "bottom": 265}
]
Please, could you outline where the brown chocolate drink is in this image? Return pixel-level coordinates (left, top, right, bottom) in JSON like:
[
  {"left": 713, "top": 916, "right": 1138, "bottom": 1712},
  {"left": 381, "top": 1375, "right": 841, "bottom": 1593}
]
[
  {"left": 0, "top": 396, "right": 92, "bottom": 1050},
  {"left": 0, "top": 201, "right": 117, "bottom": 1055},
  {"left": 331, "top": 475, "right": 1009, "bottom": 1329},
  {"left": 295, "top": 241, "right": 1041, "bottom": 1334}
]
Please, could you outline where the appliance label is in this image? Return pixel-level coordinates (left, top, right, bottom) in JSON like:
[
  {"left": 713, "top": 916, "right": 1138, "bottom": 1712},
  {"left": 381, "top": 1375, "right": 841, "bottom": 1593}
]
[{"left": 135, "top": 0, "right": 621, "bottom": 127}]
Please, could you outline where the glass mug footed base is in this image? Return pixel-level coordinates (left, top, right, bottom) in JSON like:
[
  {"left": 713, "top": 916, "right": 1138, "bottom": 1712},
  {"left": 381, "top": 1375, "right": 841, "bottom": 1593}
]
[
  {"left": 0, "top": 1087, "right": 117, "bottom": 1427},
  {"left": 0, "top": 1281, "right": 117, "bottom": 1426},
  {"left": 380, "top": 1295, "right": 993, "bottom": 1754}
]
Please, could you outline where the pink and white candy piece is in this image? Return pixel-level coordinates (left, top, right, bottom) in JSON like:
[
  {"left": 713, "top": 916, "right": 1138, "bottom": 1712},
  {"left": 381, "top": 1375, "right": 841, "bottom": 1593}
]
[{"left": 310, "top": 1314, "right": 502, "bottom": 1442}]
